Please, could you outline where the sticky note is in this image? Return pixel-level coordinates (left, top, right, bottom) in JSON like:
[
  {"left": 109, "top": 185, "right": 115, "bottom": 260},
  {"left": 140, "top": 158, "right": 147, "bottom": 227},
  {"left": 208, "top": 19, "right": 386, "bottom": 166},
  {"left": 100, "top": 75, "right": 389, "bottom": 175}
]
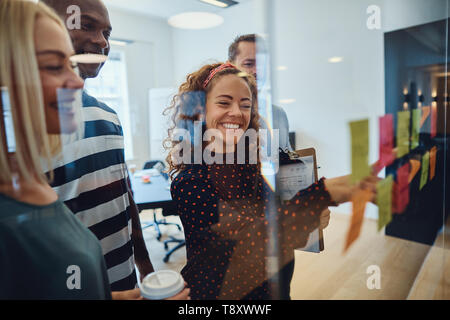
[
  {"left": 411, "top": 108, "right": 421, "bottom": 149},
  {"left": 377, "top": 175, "right": 393, "bottom": 232},
  {"left": 393, "top": 162, "right": 410, "bottom": 214},
  {"left": 431, "top": 105, "right": 437, "bottom": 138},
  {"left": 344, "top": 188, "right": 373, "bottom": 252},
  {"left": 397, "top": 111, "right": 410, "bottom": 158},
  {"left": 379, "top": 114, "right": 395, "bottom": 169},
  {"left": 350, "top": 119, "right": 370, "bottom": 183},
  {"left": 420, "top": 106, "right": 430, "bottom": 127},
  {"left": 408, "top": 159, "right": 421, "bottom": 183},
  {"left": 430, "top": 146, "right": 437, "bottom": 181},
  {"left": 419, "top": 151, "right": 430, "bottom": 190}
]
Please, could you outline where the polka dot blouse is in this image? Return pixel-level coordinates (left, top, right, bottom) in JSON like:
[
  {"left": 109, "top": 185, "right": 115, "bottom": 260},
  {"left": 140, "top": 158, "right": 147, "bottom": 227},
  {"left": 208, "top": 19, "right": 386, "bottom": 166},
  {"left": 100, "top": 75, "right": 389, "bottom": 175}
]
[{"left": 171, "top": 163, "right": 335, "bottom": 300}]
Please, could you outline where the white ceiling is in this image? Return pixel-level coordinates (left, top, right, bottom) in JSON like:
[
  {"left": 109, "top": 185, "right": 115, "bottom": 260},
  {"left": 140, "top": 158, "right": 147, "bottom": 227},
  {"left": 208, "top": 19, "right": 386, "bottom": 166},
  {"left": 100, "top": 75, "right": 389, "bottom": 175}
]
[{"left": 103, "top": 0, "right": 251, "bottom": 19}]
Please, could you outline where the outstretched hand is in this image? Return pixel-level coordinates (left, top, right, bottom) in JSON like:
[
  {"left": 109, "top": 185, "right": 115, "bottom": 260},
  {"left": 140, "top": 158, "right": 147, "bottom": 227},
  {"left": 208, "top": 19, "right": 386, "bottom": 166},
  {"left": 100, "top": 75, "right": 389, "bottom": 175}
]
[{"left": 324, "top": 173, "right": 380, "bottom": 205}]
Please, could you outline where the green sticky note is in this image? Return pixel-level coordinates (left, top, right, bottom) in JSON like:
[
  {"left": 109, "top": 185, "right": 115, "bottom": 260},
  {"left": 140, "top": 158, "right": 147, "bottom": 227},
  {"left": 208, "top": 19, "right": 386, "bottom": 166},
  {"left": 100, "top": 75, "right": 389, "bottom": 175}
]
[
  {"left": 377, "top": 175, "right": 393, "bottom": 231},
  {"left": 397, "top": 111, "right": 410, "bottom": 158},
  {"left": 411, "top": 108, "right": 421, "bottom": 150},
  {"left": 350, "top": 119, "right": 370, "bottom": 183},
  {"left": 419, "top": 151, "right": 430, "bottom": 190}
]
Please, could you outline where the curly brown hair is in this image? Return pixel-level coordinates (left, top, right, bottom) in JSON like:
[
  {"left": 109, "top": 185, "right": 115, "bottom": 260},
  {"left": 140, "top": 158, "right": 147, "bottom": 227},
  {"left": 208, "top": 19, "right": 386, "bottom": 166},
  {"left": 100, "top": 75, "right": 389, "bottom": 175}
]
[{"left": 164, "top": 63, "right": 260, "bottom": 179}]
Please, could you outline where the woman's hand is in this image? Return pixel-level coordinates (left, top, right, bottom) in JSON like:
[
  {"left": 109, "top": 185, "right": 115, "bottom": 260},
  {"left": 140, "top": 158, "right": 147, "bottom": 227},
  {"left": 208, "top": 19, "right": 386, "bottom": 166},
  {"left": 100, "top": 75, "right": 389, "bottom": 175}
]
[
  {"left": 166, "top": 286, "right": 191, "bottom": 300},
  {"left": 111, "top": 288, "right": 143, "bottom": 300},
  {"left": 111, "top": 283, "right": 191, "bottom": 300},
  {"left": 319, "top": 208, "right": 331, "bottom": 229},
  {"left": 324, "top": 174, "right": 379, "bottom": 205}
]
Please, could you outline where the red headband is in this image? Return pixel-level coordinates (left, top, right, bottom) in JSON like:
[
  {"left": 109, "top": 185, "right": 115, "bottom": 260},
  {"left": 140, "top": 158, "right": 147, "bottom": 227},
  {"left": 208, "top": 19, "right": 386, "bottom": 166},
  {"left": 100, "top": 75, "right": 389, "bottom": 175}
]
[{"left": 202, "top": 63, "right": 237, "bottom": 89}]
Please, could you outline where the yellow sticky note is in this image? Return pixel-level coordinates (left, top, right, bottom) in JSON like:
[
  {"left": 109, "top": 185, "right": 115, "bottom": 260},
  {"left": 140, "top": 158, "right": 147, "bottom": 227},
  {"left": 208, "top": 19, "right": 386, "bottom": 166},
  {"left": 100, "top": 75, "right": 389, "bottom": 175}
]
[
  {"left": 411, "top": 108, "right": 421, "bottom": 149},
  {"left": 344, "top": 188, "right": 373, "bottom": 252},
  {"left": 419, "top": 151, "right": 430, "bottom": 190},
  {"left": 350, "top": 119, "right": 370, "bottom": 184},
  {"left": 397, "top": 111, "right": 410, "bottom": 158},
  {"left": 377, "top": 175, "right": 393, "bottom": 231},
  {"left": 430, "top": 146, "right": 437, "bottom": 181}
]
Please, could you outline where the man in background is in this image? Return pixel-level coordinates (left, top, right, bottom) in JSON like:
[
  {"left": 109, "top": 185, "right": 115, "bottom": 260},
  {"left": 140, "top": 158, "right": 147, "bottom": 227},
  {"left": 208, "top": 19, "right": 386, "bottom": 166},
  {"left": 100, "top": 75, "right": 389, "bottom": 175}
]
[
  {"left": 41, "top": 0, "right": 154, "bottom": 292},
  {"left": 228, "top": 34, "right": 331, "bottom": 299},
  {"left": 228, "top": 33, "right": 293, "bottom": 152}
]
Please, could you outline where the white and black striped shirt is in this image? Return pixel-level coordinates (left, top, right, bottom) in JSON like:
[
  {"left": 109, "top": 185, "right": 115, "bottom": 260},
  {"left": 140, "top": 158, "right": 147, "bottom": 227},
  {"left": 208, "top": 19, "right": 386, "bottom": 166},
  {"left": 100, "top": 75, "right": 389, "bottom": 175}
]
[{"left": 48, "top": 92, "right": 136, "bottom": 291}]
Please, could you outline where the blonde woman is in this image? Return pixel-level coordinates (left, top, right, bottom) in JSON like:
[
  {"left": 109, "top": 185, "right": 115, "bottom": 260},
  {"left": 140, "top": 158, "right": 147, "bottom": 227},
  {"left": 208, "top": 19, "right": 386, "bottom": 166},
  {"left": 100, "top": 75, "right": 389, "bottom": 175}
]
[{"left": 0, "top": 0, "right": 190, "bottom": 300}]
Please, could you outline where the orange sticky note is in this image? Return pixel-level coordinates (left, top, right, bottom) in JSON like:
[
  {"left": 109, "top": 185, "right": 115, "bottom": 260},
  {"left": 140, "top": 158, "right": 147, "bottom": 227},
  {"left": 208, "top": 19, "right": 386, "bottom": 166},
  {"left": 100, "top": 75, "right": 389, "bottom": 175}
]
[
  {"left": 408, "top": 159, "right": 421, "bottom": 183},
  {"left": 344, "top": 188, "right": 373, "bottom": 252},
  {"left": 420, "top": 106, "right": 430, "bottom": 127},
  {"left": 430, "top": 146, "right": 437, "bottom": 181}
]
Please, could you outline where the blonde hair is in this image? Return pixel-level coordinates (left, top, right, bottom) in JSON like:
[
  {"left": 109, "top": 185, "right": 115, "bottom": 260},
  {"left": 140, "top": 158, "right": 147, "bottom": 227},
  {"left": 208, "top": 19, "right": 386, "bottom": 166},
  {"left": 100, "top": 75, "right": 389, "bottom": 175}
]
[{"left": 0, "top": 0, "right": 68, "bottom": 185}]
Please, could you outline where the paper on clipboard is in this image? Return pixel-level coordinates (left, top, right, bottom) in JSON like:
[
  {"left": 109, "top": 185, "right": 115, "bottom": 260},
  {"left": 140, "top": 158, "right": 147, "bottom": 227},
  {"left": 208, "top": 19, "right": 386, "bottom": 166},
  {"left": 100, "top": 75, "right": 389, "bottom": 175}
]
[{"left": 278, "top": 149, "right": 324, "bottom": 253}]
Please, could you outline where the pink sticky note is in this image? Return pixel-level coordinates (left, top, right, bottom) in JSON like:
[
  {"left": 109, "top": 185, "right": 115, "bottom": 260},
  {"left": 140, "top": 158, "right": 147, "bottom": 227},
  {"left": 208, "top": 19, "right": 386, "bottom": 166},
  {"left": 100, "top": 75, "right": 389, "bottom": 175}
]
[
  {"left": 431, "top": 105, "right": 437, "bottom": 138},
  {"left": 378, "top": 114, "right": 395, "bottom": 169},
  {"left": 393, "top": 162, "right": 410, "bottom": 214}
]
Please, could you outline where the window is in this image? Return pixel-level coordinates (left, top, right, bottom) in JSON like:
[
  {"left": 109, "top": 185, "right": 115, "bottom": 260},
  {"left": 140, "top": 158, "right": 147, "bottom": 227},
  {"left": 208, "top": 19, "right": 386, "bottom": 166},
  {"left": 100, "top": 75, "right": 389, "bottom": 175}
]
[{"left": 85, "top": 49, "right": 133, "bottom": 160}]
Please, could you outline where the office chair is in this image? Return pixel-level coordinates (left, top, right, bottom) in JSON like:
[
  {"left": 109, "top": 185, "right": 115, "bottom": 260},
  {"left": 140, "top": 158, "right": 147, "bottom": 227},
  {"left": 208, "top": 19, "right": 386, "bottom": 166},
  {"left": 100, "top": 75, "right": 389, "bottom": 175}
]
[
  {"left": 142, "top": 209, "right": 182, "bottom": 241},
  {"left": 143, "top": 160, "right": 165, "bottom": 171},
  {"left": 159, "top": 202, "right": 185, "bottom": 263},
  {"left": 163, "top": 236, "right": 185, "bottom": 263},
  {"left": 140, "top": 160, "right": 182, "bottom": 241}
]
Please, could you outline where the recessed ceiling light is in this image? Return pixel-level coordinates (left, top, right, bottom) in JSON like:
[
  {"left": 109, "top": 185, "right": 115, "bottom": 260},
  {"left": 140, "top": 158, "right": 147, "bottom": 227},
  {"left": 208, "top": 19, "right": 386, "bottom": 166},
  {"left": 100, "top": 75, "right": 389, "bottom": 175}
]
[
  {"left": 168, "top": 12, "right": 224, "bottom": 30},
  {"left": 328, "top": 57, "right": 344, "bottom": 63},
  {"left": 277, "top": 66, "right": 288, "bottom": 71},
  {"left": 70, "top": 54, "right": 108, "bottom": 64},
  {"left": 279, "top": 99, "right": 296, "bottom": 104},
  {"left": 199, "top": 0, "right": 238, "bottom": 8},
  {"left": 110, "top": 40, "right": 128, "bottom": 47}
]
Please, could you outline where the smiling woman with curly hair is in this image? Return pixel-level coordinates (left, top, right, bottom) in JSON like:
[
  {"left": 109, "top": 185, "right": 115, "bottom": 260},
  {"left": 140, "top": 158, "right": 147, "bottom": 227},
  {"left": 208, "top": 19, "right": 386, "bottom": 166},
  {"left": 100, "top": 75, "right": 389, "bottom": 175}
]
[{"left": 165, "top": 62, "right": 379, "bottom": 300}]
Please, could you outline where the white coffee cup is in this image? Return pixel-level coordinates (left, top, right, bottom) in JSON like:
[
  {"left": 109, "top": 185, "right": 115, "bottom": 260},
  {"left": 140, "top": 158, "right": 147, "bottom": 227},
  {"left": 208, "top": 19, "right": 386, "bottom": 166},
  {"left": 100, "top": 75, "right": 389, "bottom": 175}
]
[{"left": 140, "top": 270, "right": 185, "bottom": 300}]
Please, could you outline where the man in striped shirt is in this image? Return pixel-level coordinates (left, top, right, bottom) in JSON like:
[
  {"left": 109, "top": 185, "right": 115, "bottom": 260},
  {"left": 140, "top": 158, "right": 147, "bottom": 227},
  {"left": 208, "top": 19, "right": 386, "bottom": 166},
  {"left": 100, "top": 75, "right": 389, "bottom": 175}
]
[{"left": 42, "top": 0, "right": 154, "bottom": 291}]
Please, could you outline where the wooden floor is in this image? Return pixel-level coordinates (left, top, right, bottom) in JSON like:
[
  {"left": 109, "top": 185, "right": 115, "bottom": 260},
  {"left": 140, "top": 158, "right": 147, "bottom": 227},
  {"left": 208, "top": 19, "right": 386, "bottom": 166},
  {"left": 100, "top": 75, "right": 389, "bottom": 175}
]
[
  {"left": 407, "top": 216, "right": 450, "bottom": 299},
  {"left": 290, "top": 212, "right": 449, "bottom": 300},
  {"left": 141, "top": 209, "right": 449, "bottom": 299}
]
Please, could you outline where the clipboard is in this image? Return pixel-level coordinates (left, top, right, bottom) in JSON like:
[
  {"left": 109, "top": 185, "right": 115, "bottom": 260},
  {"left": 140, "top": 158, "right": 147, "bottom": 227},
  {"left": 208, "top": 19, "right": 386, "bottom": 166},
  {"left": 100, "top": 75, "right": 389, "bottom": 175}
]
[{"left": 278, "top": 148, "right": 325, "bottom": 252}]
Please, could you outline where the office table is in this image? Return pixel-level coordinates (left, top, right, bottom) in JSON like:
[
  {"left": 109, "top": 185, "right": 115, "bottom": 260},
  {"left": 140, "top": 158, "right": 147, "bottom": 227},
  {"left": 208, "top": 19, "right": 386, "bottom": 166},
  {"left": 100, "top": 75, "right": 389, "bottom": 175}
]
[
  {"left": 130, "top": 173, "right": 185, "bottom": 263},
  {"left": 131, "top": 173, "right": 173, "bottom": 212}
]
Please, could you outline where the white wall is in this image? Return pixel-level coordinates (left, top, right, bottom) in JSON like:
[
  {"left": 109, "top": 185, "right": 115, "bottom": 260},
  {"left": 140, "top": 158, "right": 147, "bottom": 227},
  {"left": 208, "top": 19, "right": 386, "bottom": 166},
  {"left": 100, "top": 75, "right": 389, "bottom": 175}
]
[
  {"left": 383, "top": 0, "right": 448, "bottom": 32},
  {"left": 108, "top": 7, "right": 174, "bottom": 87},
  {"left": 172, "top": 0, "right": 258, "bottom": 86},
  {"left": 105, "top": 7, "right": 175, "bottom": 168},
  {"left": 270, "top": 0, "right": 447, "bottom": 217}
]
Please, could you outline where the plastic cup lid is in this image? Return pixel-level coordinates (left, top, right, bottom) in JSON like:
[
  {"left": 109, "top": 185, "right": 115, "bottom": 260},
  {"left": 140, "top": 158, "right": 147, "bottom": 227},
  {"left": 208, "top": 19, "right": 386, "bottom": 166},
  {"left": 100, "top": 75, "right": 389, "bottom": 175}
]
[{"left": 140, "top": 270, "right": 184, "bottom": 300}]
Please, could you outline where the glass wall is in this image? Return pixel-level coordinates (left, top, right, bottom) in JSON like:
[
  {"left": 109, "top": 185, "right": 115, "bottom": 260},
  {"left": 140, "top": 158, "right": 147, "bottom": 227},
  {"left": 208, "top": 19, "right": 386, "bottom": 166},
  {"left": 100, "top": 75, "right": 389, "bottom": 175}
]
[
  {"left": 113, "top": 0, "right": 449, "bottom": 300},
  {"left": 6, "top": 0, "right": 446, "bottom": 300},
  {"left": 262, "top": 0, "right": 449, "bottom": 299},
  {"left": 98, "top": 0, "right": 450, "bottom": 300}
]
